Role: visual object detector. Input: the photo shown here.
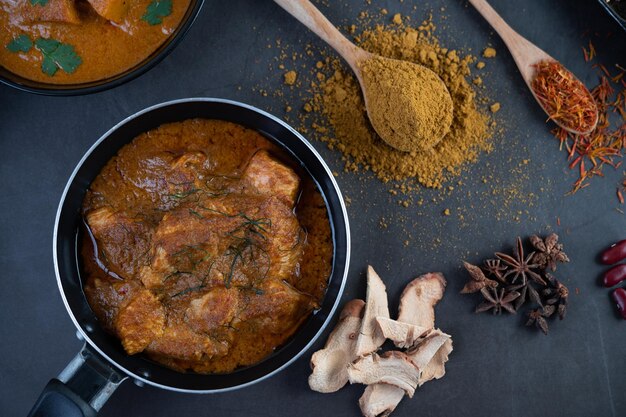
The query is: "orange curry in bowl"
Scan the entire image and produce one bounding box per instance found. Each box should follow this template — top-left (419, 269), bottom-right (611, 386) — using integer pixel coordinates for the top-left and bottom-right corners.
top-left (0, 0), bottom-right (190, 83)
top-left (80, 119), bottom-right (333, 373)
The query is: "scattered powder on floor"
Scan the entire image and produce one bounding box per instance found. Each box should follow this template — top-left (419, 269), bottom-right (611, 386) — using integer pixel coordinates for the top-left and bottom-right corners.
top-left (305, 21), bottom-right (493, 188)
top-left (256, 9), bottom-right (544, 245)
top-left (483, 47), bottom-right (496, 58)
top-left (284, 70), bottom-right (297, 85)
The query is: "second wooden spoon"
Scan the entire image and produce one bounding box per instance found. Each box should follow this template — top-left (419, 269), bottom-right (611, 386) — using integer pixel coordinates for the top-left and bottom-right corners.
top-left (468, 0), bottom-right (598, 135)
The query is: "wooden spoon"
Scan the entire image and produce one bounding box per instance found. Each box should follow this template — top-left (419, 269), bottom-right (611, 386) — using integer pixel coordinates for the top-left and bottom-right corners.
top-left (273, 0), bottom-right (453, 152)
top-left (468, 0), bottom-right (598, 135)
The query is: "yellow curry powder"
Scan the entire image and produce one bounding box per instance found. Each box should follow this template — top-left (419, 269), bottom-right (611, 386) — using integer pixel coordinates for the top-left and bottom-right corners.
top-left (359, 56), bottom-right (453, 152)
top-left (305, 22), bottom-right (493, 188)
top-left (483, 47), bottom-right (497, 58)
top-left (284, 70), bottom-right (298, 85)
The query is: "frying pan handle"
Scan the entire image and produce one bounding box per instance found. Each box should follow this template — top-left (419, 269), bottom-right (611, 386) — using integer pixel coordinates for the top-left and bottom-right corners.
top-left (27, 344), bottom-right (127, 417)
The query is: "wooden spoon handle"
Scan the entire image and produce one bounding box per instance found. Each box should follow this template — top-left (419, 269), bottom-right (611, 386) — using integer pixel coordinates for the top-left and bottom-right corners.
top-left (468, 0), bottom-right (551, 83)
top-left (273, 0), bottom-right (368, 69)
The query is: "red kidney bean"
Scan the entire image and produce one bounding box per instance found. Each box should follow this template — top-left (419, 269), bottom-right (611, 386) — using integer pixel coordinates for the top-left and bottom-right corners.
top-left (600, 239), bottom-right (626, 265)
top-left (612, 288), bottom-right (626, 320)
top-left (603, 264), bottom-right (626, 287)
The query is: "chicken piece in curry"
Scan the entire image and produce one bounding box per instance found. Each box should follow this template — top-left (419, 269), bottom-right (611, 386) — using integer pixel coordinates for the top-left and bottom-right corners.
top-left (0, 0), bottom-right (190, 84)
top-left (81, 119), bottom-right (333, 373)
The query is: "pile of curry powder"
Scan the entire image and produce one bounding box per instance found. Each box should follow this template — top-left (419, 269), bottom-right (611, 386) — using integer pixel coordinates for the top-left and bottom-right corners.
top-left (302, 20), bottom-right (493, 188)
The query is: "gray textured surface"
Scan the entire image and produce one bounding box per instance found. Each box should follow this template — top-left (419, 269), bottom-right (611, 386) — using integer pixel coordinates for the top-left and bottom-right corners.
top-left (1, 0), bottom-right (626, 416)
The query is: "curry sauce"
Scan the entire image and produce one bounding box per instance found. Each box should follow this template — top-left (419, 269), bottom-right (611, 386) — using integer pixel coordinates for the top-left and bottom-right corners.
top-left (81, 119), bottom-right (333, 373)
top-left (0, 0), bottom-right (190, 84)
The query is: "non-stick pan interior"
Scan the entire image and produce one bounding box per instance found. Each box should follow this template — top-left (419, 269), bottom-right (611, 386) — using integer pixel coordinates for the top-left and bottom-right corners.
top-left (54, 99), bottom-right (350, 392)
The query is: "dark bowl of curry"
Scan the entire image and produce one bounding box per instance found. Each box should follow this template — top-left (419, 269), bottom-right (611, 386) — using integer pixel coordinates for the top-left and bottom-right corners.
top-left (597, 0), bottom-right (626, 32)
top-left (53, 98), bottom-right (350, 392)
top-left (0, 0), bottom-right (203, 95)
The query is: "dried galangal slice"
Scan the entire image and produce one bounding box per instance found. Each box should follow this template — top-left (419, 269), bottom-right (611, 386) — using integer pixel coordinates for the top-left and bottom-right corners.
top-left (308, 267), bottom-right (453, 417)
top-left (359, 272), bottom-right (451, 417)
top-left (354, 266), bottom-right (390, 357)
top-left (308, 299), bottom-right (365, 393)
top-left (347, 351), bottom-right (421, 398)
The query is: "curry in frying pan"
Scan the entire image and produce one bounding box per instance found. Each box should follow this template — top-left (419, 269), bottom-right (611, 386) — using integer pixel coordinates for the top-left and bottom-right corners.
top-left (81, 119), bottom-right (333, 373)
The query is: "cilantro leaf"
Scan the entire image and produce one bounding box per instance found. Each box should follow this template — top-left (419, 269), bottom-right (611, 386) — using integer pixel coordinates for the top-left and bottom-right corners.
top-left (35, 38), bottom-right (60, 54)
top-left (41, 55), bottom-right (58, 76)
top-left (141, 0), bottom-right (172, 25)
top-left (6, 34), bottom-right (33, 53)
top-left (30, 0), bottom-right (49, 6)
top-left (50, 44), bottom-right (82, 73)
top-left (34, 38), bottom-right (82, 76)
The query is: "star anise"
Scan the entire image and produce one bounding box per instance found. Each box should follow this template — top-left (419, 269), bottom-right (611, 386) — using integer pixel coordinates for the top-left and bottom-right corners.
top-left (483, 259), bottom-right (507, 283)
top-left (461, 261), bottom-right (498, 294)
top-left (542, 273), bottom-right (569, 320)
top-left (461, 234), bottom-right (571, 335)
top-left (526, 305), bottom-right (556, 335)
top-left (530, 233), bottom-right (570, 272)
top-left (496, 237), bottom-right (546, 285)
top-left (476, 287), bottom-right (520, 315)
top-left (508, 281), bottom-right (542, 311)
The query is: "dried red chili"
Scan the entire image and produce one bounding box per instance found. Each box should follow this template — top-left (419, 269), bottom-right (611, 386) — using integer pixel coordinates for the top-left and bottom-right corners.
top-left (550, 67), bottom-right (626, 195)
top-left (531, 60), bottom-right (598, 134)
top-left (582, 41), bottom-right (596, 63)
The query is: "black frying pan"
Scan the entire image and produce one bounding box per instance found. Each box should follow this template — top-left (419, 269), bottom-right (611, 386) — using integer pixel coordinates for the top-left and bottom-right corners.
top-left (28, 99), bottom-right (351, 417)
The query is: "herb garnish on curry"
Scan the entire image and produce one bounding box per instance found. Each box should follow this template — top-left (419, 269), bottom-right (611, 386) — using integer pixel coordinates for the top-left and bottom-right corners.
top-left (1, 0), bottom-right (189, 83)
top-left (81, 119), bottom-right (333, 373)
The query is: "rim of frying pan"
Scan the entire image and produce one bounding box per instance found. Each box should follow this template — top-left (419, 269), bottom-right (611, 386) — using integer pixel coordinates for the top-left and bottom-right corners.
top-left (53, 98), bottom-right (351, 393)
